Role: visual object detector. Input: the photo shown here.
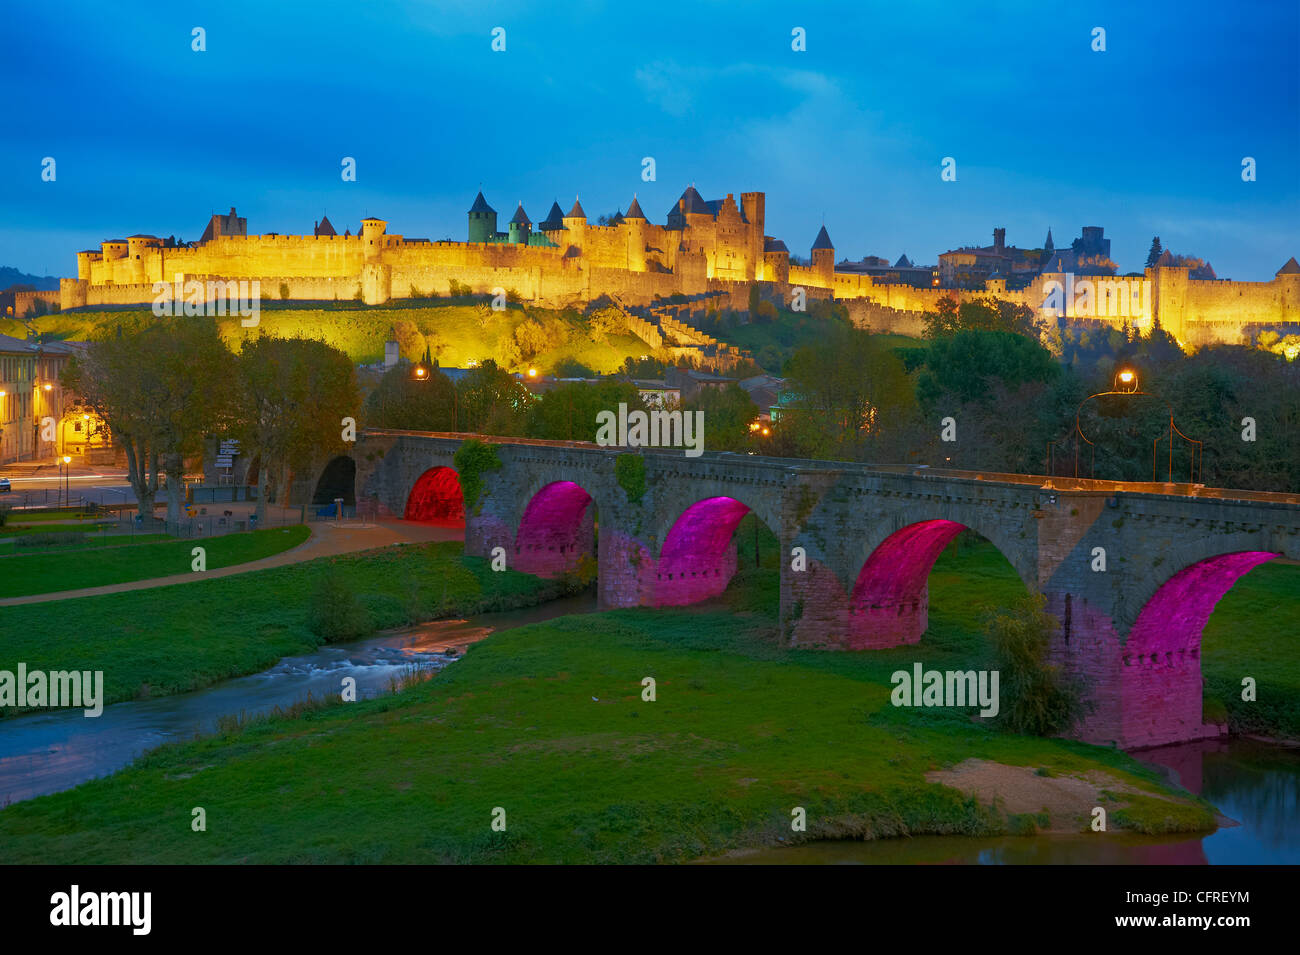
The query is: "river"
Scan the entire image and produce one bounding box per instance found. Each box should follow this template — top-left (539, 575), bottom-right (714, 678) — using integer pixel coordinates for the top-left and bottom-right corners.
top-left (0, 593), bottom-right (596, 805)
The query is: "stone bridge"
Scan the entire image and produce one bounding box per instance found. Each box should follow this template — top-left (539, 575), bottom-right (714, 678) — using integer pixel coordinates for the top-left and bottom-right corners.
top-left (325, 429), bottom-right (1300, 750)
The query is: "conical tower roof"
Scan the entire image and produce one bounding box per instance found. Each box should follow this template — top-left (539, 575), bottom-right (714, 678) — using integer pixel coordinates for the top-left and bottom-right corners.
top-left (671, 185), bottom-right (710, 216)
top-left (567, 197), bottom-right (586, 220)
top-left (315, 215), bottom-right (336, 237)
top-left (469, 191), bottom-right (495, 215)
top-left (510, 202), bottom-right (531, 225)
top-left (540, 201), bottom-right (566, 230)
top-left (625, 196), bottom-right (646, 220)
top-left (812, 225), bottom-right (834, 251)
top-left (1276, 256), bottom-right (1300, 275)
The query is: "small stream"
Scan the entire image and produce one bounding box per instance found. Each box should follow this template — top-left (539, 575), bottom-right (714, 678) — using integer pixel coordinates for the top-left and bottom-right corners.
top-left (0, 593), bottom-right (596, 805)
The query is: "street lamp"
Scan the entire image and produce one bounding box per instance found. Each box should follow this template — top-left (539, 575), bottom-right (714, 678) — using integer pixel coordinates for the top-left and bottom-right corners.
top-left (59, 454), bottom-right (71, 507)
top-left (1047, 366), bottom-right (1201, 482)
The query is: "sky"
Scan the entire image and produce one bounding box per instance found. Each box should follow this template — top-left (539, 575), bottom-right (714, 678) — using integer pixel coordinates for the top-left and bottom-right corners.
top-left (2, 0), bottom-right (1297, 281)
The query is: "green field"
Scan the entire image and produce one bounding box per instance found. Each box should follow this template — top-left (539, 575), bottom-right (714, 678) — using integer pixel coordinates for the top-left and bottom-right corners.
top-left (0, 540), bottom-right (579, 713)
top-left (0, 525), bottom-right (311, 599)
top-left (0, 531), bottom-right (1227, 863)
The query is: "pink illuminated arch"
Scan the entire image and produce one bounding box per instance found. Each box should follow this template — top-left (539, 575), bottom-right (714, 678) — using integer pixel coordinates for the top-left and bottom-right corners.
top-left (514, 481), bottom-right (594, 576)
top-left (851, 520), bottom-right (966, 614)
top-left (656, 496), bottom-right (753, 606)
top-left (1125, 551), bottom-right (1279, 662)
top-left (404, 466), bottom-right (464, 524)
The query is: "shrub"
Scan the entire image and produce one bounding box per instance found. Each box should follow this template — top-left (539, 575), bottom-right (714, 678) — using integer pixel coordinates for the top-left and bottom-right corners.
top-left (307, 568), bottom-right (372, 641)
top-left (615, 454), bottom-right (646, 503)
top-left (986, 592), bottom-right (1086, 736)
top-left (452, 440), bottom-right (503, 513)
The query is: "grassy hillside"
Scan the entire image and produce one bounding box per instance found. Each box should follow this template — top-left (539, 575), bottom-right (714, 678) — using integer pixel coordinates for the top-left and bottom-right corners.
top-left (22, 300), bottom-right (658, 374)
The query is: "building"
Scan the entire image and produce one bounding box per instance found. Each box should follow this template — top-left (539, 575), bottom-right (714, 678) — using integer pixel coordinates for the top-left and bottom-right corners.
top-left (55, 189), bottom-right (1300, 348)
top-left (0, 335), bottom-right (104, 465)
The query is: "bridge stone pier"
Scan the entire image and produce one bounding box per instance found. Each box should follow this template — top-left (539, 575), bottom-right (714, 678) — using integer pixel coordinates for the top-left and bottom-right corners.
top-left (349, 429), bottom-right (1300, 751)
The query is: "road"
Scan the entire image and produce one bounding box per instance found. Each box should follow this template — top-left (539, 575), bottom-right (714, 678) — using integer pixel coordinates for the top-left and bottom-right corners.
top-left (0, 467), bottom-right (135, 508)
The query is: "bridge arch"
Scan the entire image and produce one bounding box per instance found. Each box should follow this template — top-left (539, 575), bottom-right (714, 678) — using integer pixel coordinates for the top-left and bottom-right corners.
top-left (514, 479), bottom-right (598, 577)
top-left (1124, 550), bottom-right (1279, 662)
top-left (312, 455), bottom-right (356, 506)
top-left (655, 495), bottom-right (772, 606)
top-left (404, 466), bottom-right (464, 524)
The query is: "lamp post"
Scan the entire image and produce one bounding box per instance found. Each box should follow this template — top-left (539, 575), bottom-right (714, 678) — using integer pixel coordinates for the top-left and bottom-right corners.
top-left (1047, 367), bottom-right (1201, 483)
top-left (59, 454), bottom-right (71, 507)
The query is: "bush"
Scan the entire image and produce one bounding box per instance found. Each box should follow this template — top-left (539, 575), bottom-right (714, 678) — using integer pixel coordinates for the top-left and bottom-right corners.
top-left (986, 592), bottom-right (1086, 736)
top-left (307, 568), bottom-right (372, 641)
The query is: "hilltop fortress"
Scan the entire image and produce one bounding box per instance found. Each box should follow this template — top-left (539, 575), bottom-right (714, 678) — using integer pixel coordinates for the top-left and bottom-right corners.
top-left (58, 186), bottom-right (1300, 346)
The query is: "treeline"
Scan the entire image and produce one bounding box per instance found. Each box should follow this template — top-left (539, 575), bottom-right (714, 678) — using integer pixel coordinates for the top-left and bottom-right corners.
top-left (364, 356), bottom-right (765, 452)
top-left (67, 317), bottom-right (358, 521)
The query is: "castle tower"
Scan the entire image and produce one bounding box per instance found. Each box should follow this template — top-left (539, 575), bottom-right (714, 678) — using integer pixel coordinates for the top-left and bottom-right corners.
top-left (508, 202), bottom-right (532, 245)
top-left (360, 217), bottom-right (387, 263)
top-left (811, 225), bottom-right (835, 285)
top-left (1276, 257), bottom-right (1300, 311)
top-left (468, 191), bottom-right (497, 243)
top-left (993, 227), bottom-right (1006, 254)
top-left (763, 237), bottom-right (790, 285)
top-left (539, 200), bottom-right (566, 233)
top-left (1044, 227), bottom-right (1055, 255)
top-left (126, 235), bottom-right (162, 285)
top-left (562, 197), bottom-right (587, 252)
top-left (741, 192), bottom-right (765, 280)
top-left (76, 250), bottom-right (101, 282)
top-left (623, 195), bottom-right (648, 272)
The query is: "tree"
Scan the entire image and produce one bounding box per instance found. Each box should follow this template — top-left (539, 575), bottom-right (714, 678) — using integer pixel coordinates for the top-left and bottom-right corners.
top-left (234, 336), bottom-right (359, 523)
top-left (1145, 236), bottom-right (1163, 268)
top-left (782, 325), bottom-right (918, 460)
top-left (64, 317), bottom-right (235, 523)
top-left (684, 383), bottom-right (759, 452)
top-left (363, 361), bottom-right (456, 431)
top-left (455, 359), bottom-right (534, 435)
top-left (527, 380), bottom-right (647, 441)
top-left (922, 296), bottom-right (1041, 341)
top-left (915, 329), bottom-right (1059, 409)
top-left (986, 592), bottom-right (1084, 736)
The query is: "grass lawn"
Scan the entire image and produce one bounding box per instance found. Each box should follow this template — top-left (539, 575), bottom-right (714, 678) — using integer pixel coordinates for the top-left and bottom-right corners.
top-left (0, 525), bottom-right (312, 599)
top-left (0, 541), bottom-right (579, 713)
top-left (2, 509), bottom-right (105, 524)
top-left (0, 533), bottom-right (172, 553)
top-left (0, 530), bottom-right (1220, 863)
top-left (1, 522), bottom-right (119, 537)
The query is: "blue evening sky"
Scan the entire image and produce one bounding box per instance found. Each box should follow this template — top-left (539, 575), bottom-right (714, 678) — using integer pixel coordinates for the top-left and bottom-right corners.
top-left (2, 0), bottom-right (1297, 280)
